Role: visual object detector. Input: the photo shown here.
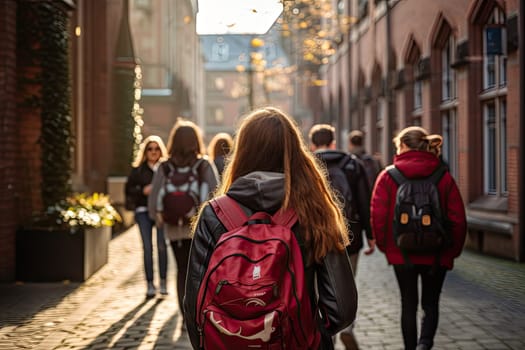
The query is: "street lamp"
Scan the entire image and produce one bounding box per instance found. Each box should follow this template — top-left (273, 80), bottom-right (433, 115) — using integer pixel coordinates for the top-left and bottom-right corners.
top-left (247, 38), bottom-right (265, 110)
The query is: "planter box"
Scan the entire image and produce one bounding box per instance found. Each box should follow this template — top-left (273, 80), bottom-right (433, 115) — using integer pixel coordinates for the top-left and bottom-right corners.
top-left (16, 226), bottom-right (111, 282)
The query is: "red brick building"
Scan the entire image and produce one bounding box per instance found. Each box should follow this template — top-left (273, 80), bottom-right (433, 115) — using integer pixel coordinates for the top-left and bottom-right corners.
top-left (0, 0), bottom-right (132, 281)
top-left (321, 0), bottom-right (523, 260)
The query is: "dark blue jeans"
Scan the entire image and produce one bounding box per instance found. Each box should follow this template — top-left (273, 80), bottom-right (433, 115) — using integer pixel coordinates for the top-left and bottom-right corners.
top-left (393, 264), bottom-right (447, 350)
top-left (135, 211), bottom-right (167, 282)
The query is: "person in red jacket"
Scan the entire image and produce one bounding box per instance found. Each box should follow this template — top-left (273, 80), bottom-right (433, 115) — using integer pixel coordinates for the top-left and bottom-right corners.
top-left (370, 126), bottom-right (466, 350)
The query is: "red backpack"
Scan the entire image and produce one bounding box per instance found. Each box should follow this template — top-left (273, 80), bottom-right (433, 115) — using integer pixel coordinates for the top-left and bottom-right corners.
top-left (195, 195), bottom-right (320, 349)
top-left (161, 159), bottom-right (202, 226)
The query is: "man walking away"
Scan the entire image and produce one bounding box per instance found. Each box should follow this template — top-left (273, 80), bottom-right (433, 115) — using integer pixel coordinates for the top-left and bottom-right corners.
top-left (309, 124), bottom-right (376, 350)
top-left (348, 130), bottom-right (383, 188)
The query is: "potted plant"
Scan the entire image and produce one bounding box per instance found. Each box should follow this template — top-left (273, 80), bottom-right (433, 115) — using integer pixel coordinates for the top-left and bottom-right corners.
top-left (16, 193), bottom-right (122, 282)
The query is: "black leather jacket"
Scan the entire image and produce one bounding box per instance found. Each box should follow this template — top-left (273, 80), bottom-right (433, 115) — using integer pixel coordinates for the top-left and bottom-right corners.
top-left (183, 171), bottom-right (357, 349)
top-left (125, 162), bottom-right (154, 209)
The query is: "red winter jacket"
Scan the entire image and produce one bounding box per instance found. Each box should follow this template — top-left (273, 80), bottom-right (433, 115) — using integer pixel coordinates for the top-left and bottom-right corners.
top-left (370, 150), bottom-right (466, 269)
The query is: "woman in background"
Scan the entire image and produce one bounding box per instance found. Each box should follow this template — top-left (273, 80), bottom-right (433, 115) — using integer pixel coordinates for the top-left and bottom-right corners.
top-left (149, 118), bottom-right (218, 325)
top-left (370, 126), bottom-right (466, 350)
top-left (207, 132), bottom-right (233, 178)
top-left (125, 135), bottom-right (169, 298)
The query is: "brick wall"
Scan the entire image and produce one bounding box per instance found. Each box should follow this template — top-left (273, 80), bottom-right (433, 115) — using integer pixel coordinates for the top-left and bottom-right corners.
top-left (0, 0), bottom-right (18, 281)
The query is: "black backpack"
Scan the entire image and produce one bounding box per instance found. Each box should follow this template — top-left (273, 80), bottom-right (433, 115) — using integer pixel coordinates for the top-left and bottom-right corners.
top-left (387, 165), bottom-right (451, 258)
top-left (326, 154), bottom-right (357, 221)
top-left (358, 154), bottom-right (381, 187)
top-left (161, 159), bottom-right (203, 226)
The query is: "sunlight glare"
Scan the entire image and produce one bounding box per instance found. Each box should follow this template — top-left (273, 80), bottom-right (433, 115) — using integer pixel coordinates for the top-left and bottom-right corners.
top-left (197, 0), bottom-right (283, 35)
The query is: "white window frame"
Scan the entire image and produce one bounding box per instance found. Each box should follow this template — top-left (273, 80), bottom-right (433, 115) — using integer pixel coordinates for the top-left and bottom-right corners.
top-left (483, 8), bottom-right (507, 90)
top-left (482, 98), bottom-right (507, 195)
top-left (481, 7), bottom-right (507, 196)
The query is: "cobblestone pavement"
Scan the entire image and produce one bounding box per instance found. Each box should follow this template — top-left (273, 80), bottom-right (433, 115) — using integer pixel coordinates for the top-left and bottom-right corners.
top-left (339, 248), bottom-right (525, 349)
top-left (1, 224), bottom-right (525, 350)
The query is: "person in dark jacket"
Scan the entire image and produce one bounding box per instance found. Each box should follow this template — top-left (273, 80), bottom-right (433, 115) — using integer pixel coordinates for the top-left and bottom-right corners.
top-left (347, 129), bottom-right (383, 187)
top-left (370, 126), bottom-right (467, 350)
top-left (184, 107), bottom-right (357, 350)
top-left (125, 135), bottom-right (169, 298)
top-left (309, 124), bottom-right (375, 350)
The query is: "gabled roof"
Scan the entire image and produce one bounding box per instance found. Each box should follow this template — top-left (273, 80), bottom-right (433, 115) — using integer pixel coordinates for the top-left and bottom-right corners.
top-left (200, 26), bottom-right (290, 71)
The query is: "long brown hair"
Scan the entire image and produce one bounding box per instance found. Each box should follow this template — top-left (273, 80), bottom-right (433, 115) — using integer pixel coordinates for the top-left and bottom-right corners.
top-left (166, 118), bottom-right (205, 166)
top-left (215, 107), bottom-right (348, 263)
top-left (207, 132), bottom-right (233, 160)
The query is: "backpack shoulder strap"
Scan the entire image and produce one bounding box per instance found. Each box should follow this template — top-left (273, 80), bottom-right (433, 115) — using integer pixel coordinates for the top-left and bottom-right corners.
top-left (428, 164), bottom-right (447, 185)
top-left (192, 158), bottom-right (204, 172)
top-left (386, 165), bottom-right (407, 185)
top-left (338, 153), bottom-right (358, 184)
top-left (337, 153), bottom-right (352, 169)
top-left (161, 160), bottom-right (173, 176)
top-left (272, 208), bottom-right (297, 229)
top-left (210, 195), bottom-right (248, 231)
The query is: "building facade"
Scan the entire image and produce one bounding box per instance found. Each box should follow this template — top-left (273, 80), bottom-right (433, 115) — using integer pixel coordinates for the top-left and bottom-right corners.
top-left (129, 0), bottom-right (203, 142)
top-left (321, 0), bottom-right (523, 260)
top-left (0, 0), bottom-right (143, 281)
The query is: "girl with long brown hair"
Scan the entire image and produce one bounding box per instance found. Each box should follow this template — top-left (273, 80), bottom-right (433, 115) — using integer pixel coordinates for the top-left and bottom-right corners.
top-left (148, 118), bottom-right (218, 322)
top-left (184, 107), bottom-right (357, 349)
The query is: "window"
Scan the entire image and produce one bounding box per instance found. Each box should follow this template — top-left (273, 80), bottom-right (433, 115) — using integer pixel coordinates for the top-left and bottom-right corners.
top-left (480, 6), bottom-right (507, 196)
top-left (500, 100), bottom-right (507, 193)
top-left (206, 107), bottom-right (225, 126)
top-left (413, 61), bottom-right (423, 111)
top-left (376, 97), bottom-right (384, 155)
top-left (441, 36), bottom-right (456, 101)
top-left (134, 0), bottom-right (151, 10)
top-left (358, 0), bottom-right (368, 20)
top-left (483, 8), bottom-right (507, 90)
top-left (214, 77), bottom-right (225, 91)
top-left (483, 99), bottom-right (507, 195)
top-left (438, 31), bottom-right (458, 177)
top-left (484, 102), bottom-right (497, 193)
top-left (442, 110), bottom-right (457, 177)
top-left (212, 42), bottom-right (229, 62)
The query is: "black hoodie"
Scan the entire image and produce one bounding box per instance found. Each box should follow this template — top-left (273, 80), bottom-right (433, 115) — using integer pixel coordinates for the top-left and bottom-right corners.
top-left (314, 149), bottom-right (373, 254)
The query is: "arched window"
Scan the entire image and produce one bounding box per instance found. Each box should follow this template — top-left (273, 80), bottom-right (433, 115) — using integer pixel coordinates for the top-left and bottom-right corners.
top-left (432, 15), bottom-right (458, 177)
top-left (479, 5), bottom-right (507, 195)
top-left (371, 63), bottom-right (383, 155)
top-left (403, 36), bottom-right (422, 126)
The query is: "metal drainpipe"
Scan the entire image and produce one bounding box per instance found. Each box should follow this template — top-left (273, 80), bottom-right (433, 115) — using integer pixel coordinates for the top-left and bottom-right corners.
top-left (518, 0), bottom-right (525, 261)
top-left (385, 0), bottom-right (393, 161)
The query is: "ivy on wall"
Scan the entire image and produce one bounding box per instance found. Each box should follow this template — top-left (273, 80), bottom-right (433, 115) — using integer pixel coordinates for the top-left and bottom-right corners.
top-left (17, 1), bottom-right (73, 209)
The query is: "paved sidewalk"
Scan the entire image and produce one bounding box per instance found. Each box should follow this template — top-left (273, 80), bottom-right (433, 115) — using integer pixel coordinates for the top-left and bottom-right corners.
top-left (0, 225), bottom-right (190, 350)
top-left (1, 224), bottom-right (525, 349)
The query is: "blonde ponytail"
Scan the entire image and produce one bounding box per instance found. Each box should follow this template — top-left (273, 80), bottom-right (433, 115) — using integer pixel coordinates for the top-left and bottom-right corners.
top-left (425, 134), bottom-right (443, 156)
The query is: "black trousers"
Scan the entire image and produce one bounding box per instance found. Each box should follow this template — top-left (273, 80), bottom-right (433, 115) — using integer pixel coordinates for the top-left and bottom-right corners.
top-left (393, 264), bottom-right (447, 350)
top-left (170, 238), bottom-right (192, 319)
